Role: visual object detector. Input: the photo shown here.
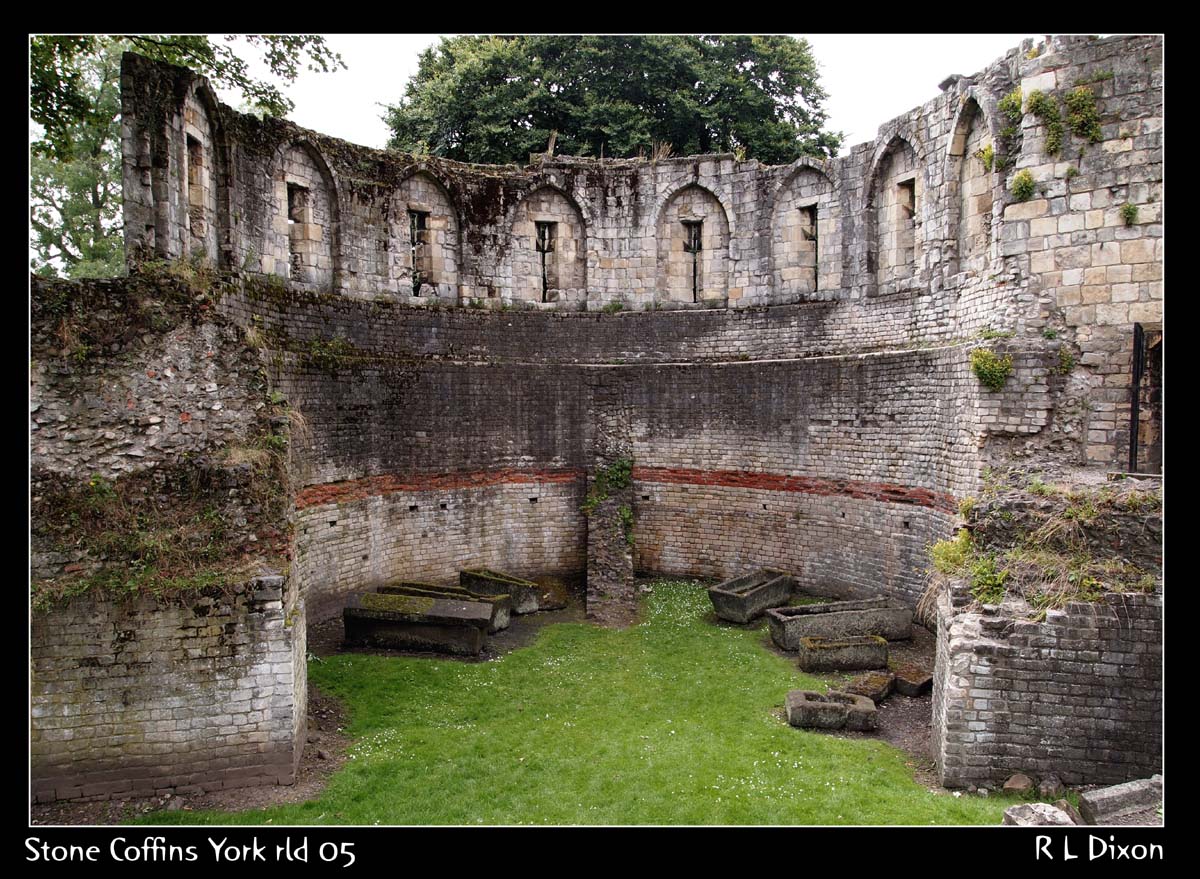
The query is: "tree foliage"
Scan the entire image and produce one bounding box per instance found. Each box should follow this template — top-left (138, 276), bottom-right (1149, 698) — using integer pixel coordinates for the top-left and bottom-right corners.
top-left (30, 41), bottom-right (124, 278)
top-left (384, 35), bottom-right (843, 166)
top-left (29, 34), bottom-right (345, 277)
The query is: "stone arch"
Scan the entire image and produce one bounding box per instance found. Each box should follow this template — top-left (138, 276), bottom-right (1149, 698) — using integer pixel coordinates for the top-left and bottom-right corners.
top-left (505, 184), bottom-right (587, 305)
top-left (392, 169), bottom-right (462, 301)
top-left (267, 140), bottom-right (340, 291)
top-left (770, 162), bottom-right (840, 297)
top-left (945, 93), bottom-right (997, 277)
top-left (656, 183), bottom-right (731, 304)
top-left (866, 134), bottom-right (922, 293)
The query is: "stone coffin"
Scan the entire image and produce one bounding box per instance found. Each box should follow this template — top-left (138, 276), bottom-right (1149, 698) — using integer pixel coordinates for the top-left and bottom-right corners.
top-left (379, 580), bottom-right (512, 632)
top-left (707, 568), bottom-right (795, 623)
top-left (767, 598), bottom-right (912, 650)
top-left (796, 635), bottom-right (888, 671)
top-left (343, 592), bottom-right (491, 656)
top-left (785, 690), bottom-right (877, 731)
top-left (460, 568), bottom-right (541, 614)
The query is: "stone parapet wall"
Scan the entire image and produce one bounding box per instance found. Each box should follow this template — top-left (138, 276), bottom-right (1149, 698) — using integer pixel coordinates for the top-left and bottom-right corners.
top-left (31, 576), bottom-right (305, 804)
top-left (932, 586), bottom-right (1162, 788)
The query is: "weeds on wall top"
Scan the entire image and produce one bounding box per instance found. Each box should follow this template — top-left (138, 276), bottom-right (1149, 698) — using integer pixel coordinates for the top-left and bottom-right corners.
top-left (970, 347), bottom-right (1013, 391)
top-left (582, 457), bottom-right (633, 515)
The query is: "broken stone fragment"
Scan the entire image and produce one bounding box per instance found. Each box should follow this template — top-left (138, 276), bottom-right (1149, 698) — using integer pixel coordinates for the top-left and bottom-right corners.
top-left (844, 671), bottom-right (895, 703)
top-left (1002, 803), bottom-right (1076, 826)
top-left (1053, 798), bottom-right (1084, 825)
top-left (1038, 774), bottom-right (1064, 798)
top-left (891, 662), bottom-right (933, 696)
top-left (1003, 772), bottom-right (1035, 795)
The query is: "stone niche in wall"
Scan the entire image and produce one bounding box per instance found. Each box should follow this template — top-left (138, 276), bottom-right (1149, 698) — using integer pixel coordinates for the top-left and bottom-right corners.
top-left (950, 98), bottom-right (994, 277)
top-left (772, 165), bottom-right (841, 299)
top-left (268, 142), bottom-right (336, 290)
top-left (869, 136), bottom-right (921, 294)
top-left (506, 186), bottom-right (587, 306)
top-left (657, 184), bottom-right (730, 306)
top-left (394, 170), bottom-right (461, 302)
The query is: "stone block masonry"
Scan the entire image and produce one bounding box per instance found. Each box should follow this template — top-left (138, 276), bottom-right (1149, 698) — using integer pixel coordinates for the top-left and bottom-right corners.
top-left (29, 34), bottom-right (1161, 806)
top-left (30, 576), bottom-right (306, 804)
top-left (932, 587), bottom-right (1162, 788)
top-left (123, 35), bottom-right (1162, 475)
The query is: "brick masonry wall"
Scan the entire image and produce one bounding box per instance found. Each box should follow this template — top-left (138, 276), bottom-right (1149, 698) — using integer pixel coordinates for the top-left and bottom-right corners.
top-left (31, 576), bottom-right (306, 803)
top-left (932, 585), bottom-right (1162, 788)
top-left (295, 477), bottom-right (586, 623)
top-left (271, 339), bottom-right (996, 618)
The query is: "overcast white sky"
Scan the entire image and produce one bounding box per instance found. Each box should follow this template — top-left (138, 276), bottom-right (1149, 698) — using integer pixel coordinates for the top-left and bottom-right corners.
top-left (213, 34), bottom-right (1040, 156)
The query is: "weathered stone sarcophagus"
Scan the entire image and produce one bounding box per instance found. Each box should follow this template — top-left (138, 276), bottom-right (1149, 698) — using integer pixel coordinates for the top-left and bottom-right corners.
top-left (785, 689), bottom-right (877, 731)
top-left (460, 568), bottom-right (541, 614)
top-left (707, 568), bottom-right (794, 623)
top-left (796, 635), bottom-right (888, 671)
top-left (379, 580), bottom-right (512, 632)
top-left (343, 592), bottom-right (492, 655)
top-left (767, 597), bottom-right (912, 650)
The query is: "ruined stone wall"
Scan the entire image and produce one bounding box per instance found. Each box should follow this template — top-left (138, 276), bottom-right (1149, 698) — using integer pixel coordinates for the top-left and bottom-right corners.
top-left (30, 275), bottom-right (302, 802)
top-left (932, 585), bottom-right (1162, 788)
top-left (122, 35), bottom-right (1162, 475)
top-left (31, 576), bottom-right (305, 804)
top-left (243, 308), bottom-right (1004, 619)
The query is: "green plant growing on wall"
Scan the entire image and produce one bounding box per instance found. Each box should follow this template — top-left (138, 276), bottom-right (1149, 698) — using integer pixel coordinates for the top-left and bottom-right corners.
top-left (1025, 89), bottom-right (1064, 155)
top-left (617, 504), bottom-right (635, 546)
top-left (973, 144), bottom-right (995, 173)
top-left (1054, 347), bottom-right (1075, 375)
top-left (601, 300), bottom-right (626, 314)
top-left (1062, 86), bottom-right (1103, 143)
top-left (1120, 202), bottom-right (1139, 225)
top-left (929, 529), bottom-right (973, 575)
top-left (970, 347), bottom-right (1013, 391)
top-left (998, 87), bottom-right (1024, 123)
top-left (582, 457), bottom-right (633, 515)
top-left (1009, 169), bottom-right (1036, 202)
top-left (1065, 166), bottom-right (1080, 180)
top-left (968, 554), bottom-right (1008, 604)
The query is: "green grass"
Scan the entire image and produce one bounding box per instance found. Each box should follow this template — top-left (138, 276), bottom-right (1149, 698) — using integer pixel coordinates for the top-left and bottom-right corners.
top-left (140, 582), bottom-right (1015, 825)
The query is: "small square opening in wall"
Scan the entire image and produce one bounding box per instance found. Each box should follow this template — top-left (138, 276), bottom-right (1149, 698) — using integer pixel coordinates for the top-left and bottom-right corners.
top-left (409, 505), bottom-right (419, 512)
top-left (440, 503), bottom-right (448, 510)
top-left (762, 503), bottom-right (768, 510)
top-left (903, 520), bottom-right (911, 529)
top-left (328, 520), bottom-right (337, 527)
top-left (642, 495), bottom-right (650, 501)
top-left (529, 497), bottom-right (538, 504)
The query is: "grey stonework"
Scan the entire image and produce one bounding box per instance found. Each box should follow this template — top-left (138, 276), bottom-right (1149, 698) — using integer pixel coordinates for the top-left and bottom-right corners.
top-left (122, 35), bottom-right (1161, 471)
top-left (767, 597), bottom-right (911, 649)
top-left (30, 576), bottom-right (305, 804)
top-left (29, 34), bottom-right (1163, 805)
top-left (932, 585), bottom-right (1162, 788)
top-left (708, 569), bottom-right (795, 624)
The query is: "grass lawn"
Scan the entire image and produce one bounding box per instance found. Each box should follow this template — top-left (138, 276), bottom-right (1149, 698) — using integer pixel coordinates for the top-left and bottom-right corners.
top-left (143, 581), bottom-right (1016, 825)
